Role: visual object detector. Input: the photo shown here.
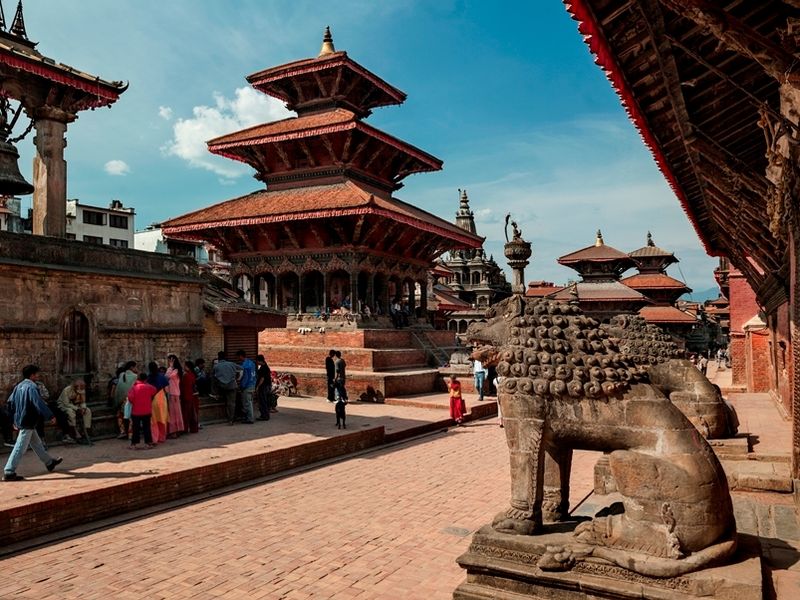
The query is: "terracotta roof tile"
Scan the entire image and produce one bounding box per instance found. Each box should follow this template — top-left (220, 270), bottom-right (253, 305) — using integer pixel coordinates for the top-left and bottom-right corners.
top-left (550, 281), bottom-right (650, 301)
top-left (208, 109), bottom-right (356, 147)
top-left (621, 273), bottom-right (691, 290)
top-left (558, 243), bottom-right (632, 264)
top-left (162, 181), bottom-right (482, 247)
top-left (638, 306), bottom-right (697, 324)
top-left (628, 244), bottom-right (675, 259)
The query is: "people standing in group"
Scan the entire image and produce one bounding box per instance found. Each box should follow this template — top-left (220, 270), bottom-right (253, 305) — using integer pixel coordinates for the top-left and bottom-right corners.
top-left (127, 372), bottom-right (156, 450)
top-left (472, 356), bottom-right (487, 402)
top-left (3, 365), bottom-right (62, 481)
top-left (113, 361), bottom-right (138, 440)
top-left (333, 350), bottom-right (348, 404)
top-left (213, 352), bottom-right (241, 425)
top-left (236, 350), bottom-right (256, 424)
top-left (56, 378), bottom-right (93, 445)
top-left (325, 349), bottom-right (336, 403)
top-left (255, 354), bottom-right (273, 421)
top-left (147, 362), bottom-right (169, 444)
top-left (165, 355), bottom-right (185, 438)
top-left (448, 374), bottom-right (465, 426)
top-left (194, 358), bottom-right (211, 397)
top-left (181, 360), bottom-right (200, 434)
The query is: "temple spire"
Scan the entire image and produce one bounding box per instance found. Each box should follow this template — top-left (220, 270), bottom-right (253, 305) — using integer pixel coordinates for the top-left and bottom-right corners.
top-left (595, 229), bottom-right (604, 246)
top-left (455, 188), bottom-right (477, 235)
top-left (647, 231), bottom-right (654, 246)
top-left (319, 26), bottom-right (336, 57)
top-left (9, 1), bottom-right (27, 39)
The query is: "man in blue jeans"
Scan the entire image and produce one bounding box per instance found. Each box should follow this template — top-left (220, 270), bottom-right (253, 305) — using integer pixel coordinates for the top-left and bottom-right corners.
top-left (473, 357), bottom-right (486, 402)
top-left (4, 365), bottom-right (62, 481)
top-left (236, 349), bottom-right (256, 424)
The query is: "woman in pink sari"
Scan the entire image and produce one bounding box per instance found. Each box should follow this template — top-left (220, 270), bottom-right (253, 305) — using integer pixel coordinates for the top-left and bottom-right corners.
top-left (147, 362), bottom-right (169, 444)
top-left (165, 355), bottom-right (185, 438)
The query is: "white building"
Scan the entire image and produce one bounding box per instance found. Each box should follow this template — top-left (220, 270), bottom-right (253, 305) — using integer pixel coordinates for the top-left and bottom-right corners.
top-left (0, 196), bottom-right (24, 232)
top-left (65, 199), bottom-right (135, 248)
top-left (135, 225), bottom-right (229, 277)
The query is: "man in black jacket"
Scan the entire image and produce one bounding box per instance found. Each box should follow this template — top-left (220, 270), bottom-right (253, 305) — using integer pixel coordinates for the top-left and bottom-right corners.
top-left (325, 349), bottom-right (336, 402)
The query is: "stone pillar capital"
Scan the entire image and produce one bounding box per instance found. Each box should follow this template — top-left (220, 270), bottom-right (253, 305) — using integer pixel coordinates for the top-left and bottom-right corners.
top-left (32, 105), bottom-right (77, 123)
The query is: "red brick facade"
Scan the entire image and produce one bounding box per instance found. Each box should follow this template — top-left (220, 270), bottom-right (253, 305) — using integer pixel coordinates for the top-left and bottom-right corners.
top-left (728, 271), bottom-right (761, 387)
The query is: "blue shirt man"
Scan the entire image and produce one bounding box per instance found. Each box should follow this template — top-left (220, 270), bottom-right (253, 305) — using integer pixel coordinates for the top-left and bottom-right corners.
top-left (4, 365), bottom-right (62, 481)
top-left (236, 350), bottom-right (257, 424)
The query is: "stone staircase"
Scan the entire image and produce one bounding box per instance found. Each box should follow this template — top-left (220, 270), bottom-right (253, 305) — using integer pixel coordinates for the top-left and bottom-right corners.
top-left (411, 330), bottom-right (451, 367)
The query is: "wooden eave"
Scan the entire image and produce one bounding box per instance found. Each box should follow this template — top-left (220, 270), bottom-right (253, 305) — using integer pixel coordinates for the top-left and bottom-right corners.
top-left (565, 0), bottom-right (793, 303)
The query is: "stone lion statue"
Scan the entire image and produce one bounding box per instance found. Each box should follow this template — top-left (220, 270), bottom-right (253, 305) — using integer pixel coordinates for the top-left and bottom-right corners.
top-left (467, 295), bottom-right (736, 577)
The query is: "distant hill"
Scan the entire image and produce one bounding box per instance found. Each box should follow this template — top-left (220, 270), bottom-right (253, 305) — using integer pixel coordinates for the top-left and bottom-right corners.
top-left (680, 287), bottom-right (721, 304)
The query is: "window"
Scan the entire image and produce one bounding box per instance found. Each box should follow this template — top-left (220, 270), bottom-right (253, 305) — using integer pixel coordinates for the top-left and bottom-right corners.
top-left (109, 214), bottom-right (128, 229)
top-left (62, 310), bottom-right (90, 374)
top-left (82, 210), bottom-right (105, 226)
top-left (83, 235), bottom-right (103, 245)
top-left (65, 233), bottom-right (76, 240)
top-left (109, 238), bottom-right (128, 249)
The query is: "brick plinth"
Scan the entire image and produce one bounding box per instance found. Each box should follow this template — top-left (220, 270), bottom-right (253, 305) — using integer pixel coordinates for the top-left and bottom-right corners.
top-left (260, 328), bottom-right (456, 350)
top-left (267, 346), bottom-right (427, 371)
top-left (288, 368), bottom-right (440, 398)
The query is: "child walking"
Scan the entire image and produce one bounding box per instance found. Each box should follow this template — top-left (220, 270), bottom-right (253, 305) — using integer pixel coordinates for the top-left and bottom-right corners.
top-left (448, 375), bottom-right (465, 426)
top-left (127, 373), bottom-right (156, 449)
top-left (335, 388), bottom-right (347, 430)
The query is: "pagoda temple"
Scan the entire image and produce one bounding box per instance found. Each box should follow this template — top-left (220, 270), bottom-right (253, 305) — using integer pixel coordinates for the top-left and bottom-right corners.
top-left (551, 230), bottom-right (651, 321)
top-left (163, 28), bottom-right (482, 321)
top-left (622, 232), bottom-right (695, 333)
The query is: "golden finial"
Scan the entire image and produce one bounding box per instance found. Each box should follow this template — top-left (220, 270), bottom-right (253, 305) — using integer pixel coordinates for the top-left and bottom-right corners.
top-left (595, 229), bottom-right (604, 246)
top-left (319, 26), bottom-right (336, 57)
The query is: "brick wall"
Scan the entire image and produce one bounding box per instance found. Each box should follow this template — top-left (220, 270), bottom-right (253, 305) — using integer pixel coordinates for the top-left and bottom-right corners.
top-left (203, 314), bottom-right (225, 362)
top-left (728, 272), bottom-right (760, 387)
top-left (746, 330), bottom-right (771, 393)
top-left (260, 328), bottom-right (457, 350)
top-left (265, 346), bottom-right (426, 371)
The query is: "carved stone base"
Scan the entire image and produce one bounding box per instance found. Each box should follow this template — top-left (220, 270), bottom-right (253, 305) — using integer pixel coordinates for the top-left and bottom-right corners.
top-left (453, 524), bottom-right (761, 600)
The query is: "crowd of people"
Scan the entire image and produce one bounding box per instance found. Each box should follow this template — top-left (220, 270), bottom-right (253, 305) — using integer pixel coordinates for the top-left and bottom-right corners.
top-left (1, 349), bottom-right (280, 479)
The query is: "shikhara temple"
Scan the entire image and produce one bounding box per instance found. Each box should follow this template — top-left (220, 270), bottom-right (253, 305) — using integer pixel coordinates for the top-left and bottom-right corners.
top-left (163, 28), bottom-right (482, 323)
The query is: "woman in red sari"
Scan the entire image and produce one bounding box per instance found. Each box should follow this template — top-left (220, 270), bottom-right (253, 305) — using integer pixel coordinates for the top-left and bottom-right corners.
top-left (181, 360), bottom-right (199, 434)
top-left (448, 375), bottom-right (465, 426)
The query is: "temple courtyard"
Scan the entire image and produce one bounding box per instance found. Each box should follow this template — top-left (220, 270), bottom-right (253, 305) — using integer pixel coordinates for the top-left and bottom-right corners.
top-left (0, 366), bottom-right (797, 599)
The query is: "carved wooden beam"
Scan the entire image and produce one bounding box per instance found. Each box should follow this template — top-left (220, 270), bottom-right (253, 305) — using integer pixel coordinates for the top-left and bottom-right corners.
top-left (309, 223), bottom-right (326, 247)
top-left (375, 222), bottom-right (399, 251)
top-left (352, 215), bottom-right (366, 244)
top-left (348, 136), bottom-right (370, 166)
top-left (692, 136), bottom-right (769, 196)
top-left (313, 72), bottom-right (327, 97)
top-left (359, 217), bottom-right (384, 246)
top-left (274, 144), bottom-right (293, 170)
top-left (659, 0), bottom-right (799, 84)
top-left (331, 65), bottom-right (344, 96)
top-left (262, 229), bottom-right (277, 251)
top-left (331, 220), bottom-right (350, 246)
top-left (403, 232), bottom-right (425, 256)
top-left (341, 131), bottom-right (353, 162)
top-left (362, 144), bottom-right (385, 171)
top-left (234, 226), bottom-right (255, 252)
top-left (298, 140), bottom-right (317, 167)
top-left (291, 79), bottom-right (306, 103)
top-left (283, 224), bottom-right (300, 249)
top-left (321, 134), bottom-right (338, 163)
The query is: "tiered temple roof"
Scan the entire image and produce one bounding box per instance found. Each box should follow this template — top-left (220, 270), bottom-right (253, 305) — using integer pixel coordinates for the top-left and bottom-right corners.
top-left (622, 232), bottom-right (691, 306)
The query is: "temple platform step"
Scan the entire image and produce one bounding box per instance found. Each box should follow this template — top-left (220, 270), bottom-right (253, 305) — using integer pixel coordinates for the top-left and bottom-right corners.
top-left (274, 366), bottom-right (443, 399)
top-left (260, 327), bottom-right (456, 350)
top-left (265, 345), bottom-right (429, 372)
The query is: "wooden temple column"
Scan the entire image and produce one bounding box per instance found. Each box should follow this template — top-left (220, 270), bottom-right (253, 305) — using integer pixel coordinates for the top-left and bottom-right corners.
top-left (367, 273), bottom-right (375, 310)
top-left (419, 281), bottom-right (428, 314)
top-left (349, 270), bottom-right (358, 311)
top-left (32, 107), bottom-right (74, 237)
top-left (253, 275), bottom-right (262, 305)
top-left (408, 280), bottom-right (417, 319)
top-left (297, 271), bottom-right (304, 313)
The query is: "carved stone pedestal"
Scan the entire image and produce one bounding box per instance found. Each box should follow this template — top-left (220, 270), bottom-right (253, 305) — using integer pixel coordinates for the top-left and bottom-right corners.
top-left (453, 524), bottom-right (761, 600)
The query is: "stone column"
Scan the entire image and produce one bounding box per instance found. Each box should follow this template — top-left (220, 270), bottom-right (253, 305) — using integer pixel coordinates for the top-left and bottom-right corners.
top-left (32, 107), bottom-right (73, 237)
top-left (297, 272), bottom-right (304, 313)
top-left (322, 271), bottom-right (328, 312)
top-left (367, 273), bottom-right (375, 309)
top-left (349, 271), bottom-right (358, 311)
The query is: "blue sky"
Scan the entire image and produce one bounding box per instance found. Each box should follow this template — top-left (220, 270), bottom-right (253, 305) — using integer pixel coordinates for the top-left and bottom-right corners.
top-left (16, 0), bottom-right (719, 296)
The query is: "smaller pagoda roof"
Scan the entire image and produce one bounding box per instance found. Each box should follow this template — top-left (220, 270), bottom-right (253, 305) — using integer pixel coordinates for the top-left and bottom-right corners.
top-left (549, 281), bottom-right (651, 302)
top-left (207, 108), bottom-right (442, 188)
top-left (432, 283), bottom-right (472, 312)
top-left (162, 180), bottom-right (482, 249)
top-left (629, 232), bottom-right (677, 259)
top-left (246, 29), bottom-right (406, 117)
top-left (621, 273), bottom-right (691, 292)
top-left (638, 305), bottom-right (696, 325)
top-left (526, 281), bottom-right (565, 298)
top-left (558, 230), bottom-right (632, 265)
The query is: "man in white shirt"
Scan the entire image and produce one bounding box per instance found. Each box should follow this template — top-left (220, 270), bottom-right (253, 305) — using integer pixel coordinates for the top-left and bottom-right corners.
top-left (473, 357), bottom-right (487, 402)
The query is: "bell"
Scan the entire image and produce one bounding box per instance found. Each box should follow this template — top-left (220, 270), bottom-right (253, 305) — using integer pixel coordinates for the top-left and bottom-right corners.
top-left (0, 139), bottom-right (33, 196)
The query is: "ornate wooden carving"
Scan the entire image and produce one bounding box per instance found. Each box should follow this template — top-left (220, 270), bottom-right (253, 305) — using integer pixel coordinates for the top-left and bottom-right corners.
top-left (331, 65), bottom-right (344, 96)
top-left (282, 224), bottom-right (301, 249)
top-left (301, 256), bottom-right (324, 273)
top-left (659, 0), bottom-right (798, 84)
top-left (309, 224), bottom-right (326, 247)
top-left (331, 220), bottom-right (350, 245)
top-left (313, 72), bottom-right (327, 97)
top-left (273, 144), bottom-right (293, 170)
top-left (352, 215), bottom-right (366, 243)
top-left (359, 217), bottom-right (384, 246)
top-left (233, 227), bottom-right (255, 252)
top-left (298, 140), bottom-right (317, 167)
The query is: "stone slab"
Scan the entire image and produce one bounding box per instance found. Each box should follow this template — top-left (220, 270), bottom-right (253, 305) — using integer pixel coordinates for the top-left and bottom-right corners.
top-left (454, 525), bottom-right (762, 600)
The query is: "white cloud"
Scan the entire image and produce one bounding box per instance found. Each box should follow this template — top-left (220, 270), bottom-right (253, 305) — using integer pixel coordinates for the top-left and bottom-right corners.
top-left (158, 106), bottom-right (173, 120)
top-left (104, 159), bottom-right (130, 176)
top-left (163, 87), bottom-right (292, 179)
